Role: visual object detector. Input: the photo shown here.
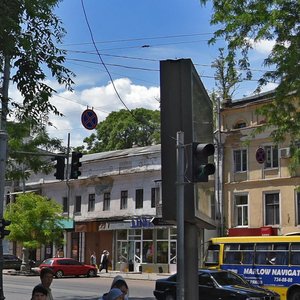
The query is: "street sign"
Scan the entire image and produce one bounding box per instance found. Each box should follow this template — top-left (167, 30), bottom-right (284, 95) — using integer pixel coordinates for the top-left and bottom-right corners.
top-left (81, 109), bottom-right (98, 130)
top-left (256, 147), bottom-right (266, 164)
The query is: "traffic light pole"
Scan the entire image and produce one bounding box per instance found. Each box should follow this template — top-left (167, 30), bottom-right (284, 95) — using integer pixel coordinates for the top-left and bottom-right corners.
top-left (176, 131), bottom-right (184, 300)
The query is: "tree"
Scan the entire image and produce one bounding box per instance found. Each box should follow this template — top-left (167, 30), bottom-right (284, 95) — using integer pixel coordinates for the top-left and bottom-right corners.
top-left (83, 108), bottom-right (160, 153)
top-left (4, 193), bottom-right (65, 269)
top-left (7, 121), bottom-right (65, 181)
top-left (201, 0), bottom-right (300, 167)
top-left (212, 48), bottom-right (241, 101)
top-left (0, 0), bottom-right (74, 125)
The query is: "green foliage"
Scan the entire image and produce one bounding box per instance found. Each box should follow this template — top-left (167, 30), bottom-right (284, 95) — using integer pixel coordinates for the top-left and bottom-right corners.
top-left (6, 121), bottom-right (65, 180)
top-left (212, 48), bottom-right (242, 100)
top-left (83, 108), bottom-right (160, 153)
top-left (0, 0), bottom-right (74, 125)
top-left (4, 193), bottom-right (65, 249)
top-left (201, 0), bottom-right (300, 165)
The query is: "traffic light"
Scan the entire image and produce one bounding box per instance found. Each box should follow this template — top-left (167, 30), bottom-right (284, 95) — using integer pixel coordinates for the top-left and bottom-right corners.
top-left (52, 155), bottom-right (65, 180)
top-left (70, 152), bottom-right (83, 179)
top-left (192, 142), bottom-right (215, 182)
top-left (0, 218), bottom-right (11, 239)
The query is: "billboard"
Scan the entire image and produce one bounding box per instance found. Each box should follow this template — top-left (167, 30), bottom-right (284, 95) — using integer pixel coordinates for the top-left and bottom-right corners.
top-left (160, 59), bottom-right (216, 228)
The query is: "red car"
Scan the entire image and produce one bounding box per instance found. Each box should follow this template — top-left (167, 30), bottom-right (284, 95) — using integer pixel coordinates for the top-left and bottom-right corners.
top-left (39, 258), bottom-right (97, 278)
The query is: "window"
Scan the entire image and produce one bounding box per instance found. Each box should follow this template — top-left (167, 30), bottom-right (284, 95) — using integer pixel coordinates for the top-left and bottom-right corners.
top-left (103, 192), bottom-right (110, 211)
top-left (88, 193), bottom-right (95, 212)
top-left (75, 196), bottom-right (81, 213)
top-left (233, 149), bottom-right (247, 172)
top-left (120, 190), bottom-right (128, 210)
top-left (135, 189), bottom-right (143, 209)
top-left (265, 193), bottom-right (279, 225)
top-left (151, 188), bottom-right (156, 208)
top-left (297, 192), bottom-right (300, 225)
top-left (234, 195), bottom-right (248, 227)
top-left (62, 197), bottom-right (68, 213)
top-left (264, 145), bottom-right (278, 169)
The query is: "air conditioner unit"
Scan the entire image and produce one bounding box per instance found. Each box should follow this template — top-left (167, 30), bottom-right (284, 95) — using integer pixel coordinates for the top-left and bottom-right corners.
top-left (279, 147), bottom-right (291, 158)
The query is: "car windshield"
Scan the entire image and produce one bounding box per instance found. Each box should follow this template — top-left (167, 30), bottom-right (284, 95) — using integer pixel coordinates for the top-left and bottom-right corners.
top-left (211, 272), bottom-right (249, 286)
top-left (42, 259), bottom-right (53, 265)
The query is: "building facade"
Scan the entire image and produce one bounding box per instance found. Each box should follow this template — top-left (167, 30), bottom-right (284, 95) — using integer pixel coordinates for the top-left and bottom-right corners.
top-left (9, 145), bottom-right (180, 273)
top-left (220, 91), bottom-right (300, 236)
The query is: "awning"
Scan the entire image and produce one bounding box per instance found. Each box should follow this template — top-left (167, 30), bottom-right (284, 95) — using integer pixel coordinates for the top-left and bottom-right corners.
top-left (58, 219), bottom-right (74, 229)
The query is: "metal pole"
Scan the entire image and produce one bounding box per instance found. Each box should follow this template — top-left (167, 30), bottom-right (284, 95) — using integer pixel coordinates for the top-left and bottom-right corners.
top-left (176, 131), bottom-right (184, 300)
top-left (0, 55), bottom-right (11, 300)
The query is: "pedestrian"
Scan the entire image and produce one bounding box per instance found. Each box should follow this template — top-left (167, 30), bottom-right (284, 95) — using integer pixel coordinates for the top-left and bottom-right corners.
top-left (36, 267), bottom-right (54, 300)
top-left (99, 250), bottom-right (109, 273)
top-left (101, 275), bottom-right (129, 300)
top-left (31, 285), bottom-right (48, 300)
top-left (106, 288), bottom-right (124, 300)
top-left (90, 251), bottom-right (97, 267)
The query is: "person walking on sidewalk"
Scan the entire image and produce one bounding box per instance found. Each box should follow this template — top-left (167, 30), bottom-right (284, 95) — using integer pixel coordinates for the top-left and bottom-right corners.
top-left (99, 250), bottom-right (109, 273)
top-left (31, 285), bottom-right (48, 300)
top-left (90, 251), bottom-right (97, 267)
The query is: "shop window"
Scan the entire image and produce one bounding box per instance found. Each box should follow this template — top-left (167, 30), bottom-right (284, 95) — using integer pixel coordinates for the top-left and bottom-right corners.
top-left (157, 241), bottom-right (168, 263)
top-left (233, 149), bottom-right (247, 172)
top-left (143, 229), bottom-right (153, 240)
top-left (75, 196), bottom-right (81, 213)
top-left (143, 241), bottom-right (154, 263)
top-left (103, 192), bottom-right (110, 211)
top-left (265, 192), bottom-right (280, 225)
top-left (157, 229), bottom-right (168, 239)
top-left (120, 190), bottom-right (128, 210)
top-left (117, 230), bottom-right (128, 240)
top-left (88, 193), bottom-right (95, 212)
top-left (264, 145), bottom-right (278, 169)
top-left (135, 189), bottom-right (143, 209)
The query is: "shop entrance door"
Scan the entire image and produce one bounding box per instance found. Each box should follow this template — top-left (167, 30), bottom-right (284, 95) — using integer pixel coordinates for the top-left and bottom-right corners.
top-left (128, 241), bottom-right (141, 272)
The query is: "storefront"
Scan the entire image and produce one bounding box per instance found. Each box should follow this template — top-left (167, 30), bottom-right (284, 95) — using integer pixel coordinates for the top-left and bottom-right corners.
top-left (115, 218), bottom-right (177, 273)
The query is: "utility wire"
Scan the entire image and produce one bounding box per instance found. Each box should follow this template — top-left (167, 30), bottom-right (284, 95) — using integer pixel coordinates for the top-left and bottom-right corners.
top-left (80, 0), bottom-right (131, 112)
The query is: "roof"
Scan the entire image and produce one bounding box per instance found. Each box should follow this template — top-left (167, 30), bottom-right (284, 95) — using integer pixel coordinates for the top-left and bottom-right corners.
top-left (81, 144), bottom-right (161, 162)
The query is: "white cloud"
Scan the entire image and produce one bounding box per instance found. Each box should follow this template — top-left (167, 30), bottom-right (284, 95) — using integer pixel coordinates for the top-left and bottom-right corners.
top-left (247, 38), bottom-right (275, 55)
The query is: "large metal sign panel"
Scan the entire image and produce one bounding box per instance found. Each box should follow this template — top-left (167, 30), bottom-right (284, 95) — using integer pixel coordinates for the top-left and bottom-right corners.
top-left (160, 59), bottom-right (215, 228)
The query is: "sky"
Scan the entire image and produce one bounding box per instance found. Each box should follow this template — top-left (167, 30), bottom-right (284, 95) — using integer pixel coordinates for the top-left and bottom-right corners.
top-left (10, 0), bottom-right (277, 148)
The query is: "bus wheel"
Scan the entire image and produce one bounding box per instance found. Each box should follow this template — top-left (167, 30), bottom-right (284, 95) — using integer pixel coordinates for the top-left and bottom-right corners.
top-left (290, 290), bottom-right (300, 300)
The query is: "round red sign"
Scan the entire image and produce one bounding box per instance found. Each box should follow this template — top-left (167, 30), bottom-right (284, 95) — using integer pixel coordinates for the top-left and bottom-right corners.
top-left (81, 109), bottom-right (98, 130)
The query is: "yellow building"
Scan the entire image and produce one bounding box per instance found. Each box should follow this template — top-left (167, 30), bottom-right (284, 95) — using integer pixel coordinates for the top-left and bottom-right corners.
top-left (220, 91), bottom-right (300, 236)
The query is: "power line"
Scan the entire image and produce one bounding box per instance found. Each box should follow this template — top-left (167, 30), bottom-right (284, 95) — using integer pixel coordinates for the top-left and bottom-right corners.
top-left (80, 0), bottom-right (131, 112)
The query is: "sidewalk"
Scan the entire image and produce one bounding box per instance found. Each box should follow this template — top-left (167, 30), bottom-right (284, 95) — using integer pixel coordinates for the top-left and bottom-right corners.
top-left (3, 268), bottom-right (170, 281)
top-left (97, 270), bottom-right (170, 281)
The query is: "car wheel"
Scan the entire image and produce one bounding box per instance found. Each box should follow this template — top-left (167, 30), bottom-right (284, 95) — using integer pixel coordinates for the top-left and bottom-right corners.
top-left (165, 294), bottom-right (175, 300)
top-left (55, 270), bottom-right (64, 278)
top-left (87, 269), bottom-right (96, 277)
top-left (290, 290), bottom-right (300, 300)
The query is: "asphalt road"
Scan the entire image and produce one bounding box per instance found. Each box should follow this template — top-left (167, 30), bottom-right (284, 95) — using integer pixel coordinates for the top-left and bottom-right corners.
top-left (3, 274), bottom-right (156, 300)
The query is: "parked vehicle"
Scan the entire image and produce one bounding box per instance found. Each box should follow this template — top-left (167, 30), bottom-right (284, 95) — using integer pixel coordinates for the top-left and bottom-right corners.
top-left (3, 254), bottom-right (22, 270)
top-left (153, 269), bottom-right (280, 300)
top-left (39, 257), bottom-right (97, 278)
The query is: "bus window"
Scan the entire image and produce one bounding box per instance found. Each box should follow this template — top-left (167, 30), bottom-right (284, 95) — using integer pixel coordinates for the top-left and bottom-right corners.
top-left (205, 244), bottom-right (220, 266)
top-left (224, 244), bottom-right (241, 264)
top-left (240, 244), bottom-right (254, 264)
top-left (255, 243), bottom-right (272, 264)
top-left (290, 243), bottom-right (300, 265)
top-left (273, 243), bottom-right (288, 265)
